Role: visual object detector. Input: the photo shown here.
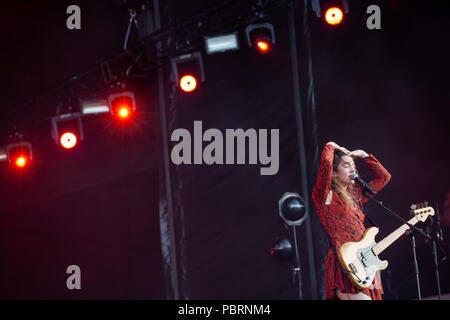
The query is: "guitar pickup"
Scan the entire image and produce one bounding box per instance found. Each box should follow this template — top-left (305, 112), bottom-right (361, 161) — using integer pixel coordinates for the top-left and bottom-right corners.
top-left (359, 252), bottom-right (367, 267)
top-left (349, 263), bottom-right (358, 274)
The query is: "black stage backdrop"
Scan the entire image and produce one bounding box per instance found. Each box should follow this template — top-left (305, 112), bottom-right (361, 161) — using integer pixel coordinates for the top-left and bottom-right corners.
top-left (0, 0), bottom-right (449, 300)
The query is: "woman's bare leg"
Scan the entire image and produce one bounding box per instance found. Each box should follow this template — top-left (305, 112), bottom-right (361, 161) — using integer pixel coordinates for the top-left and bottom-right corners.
top-left (336, 289), bottom-right (372, 300)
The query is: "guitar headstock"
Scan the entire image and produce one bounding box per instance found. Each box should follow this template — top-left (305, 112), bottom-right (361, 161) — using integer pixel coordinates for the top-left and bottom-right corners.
top-left (410, 201), bottom-right (435, 222)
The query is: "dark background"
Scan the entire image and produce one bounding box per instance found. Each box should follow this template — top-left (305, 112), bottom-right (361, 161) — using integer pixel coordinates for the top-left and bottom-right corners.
top-left (0, 0), bottom-right (449, 300)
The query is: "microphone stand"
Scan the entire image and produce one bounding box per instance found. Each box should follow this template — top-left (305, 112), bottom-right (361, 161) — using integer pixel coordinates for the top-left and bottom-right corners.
top-left (431, 238), bottom-right (441, 300)
top-left (359, 189), bottom-right (432, 300)
top-left (408, 212), bottom-right (421, 300)
top-left (291, 225), bottom-right (303, 300)
top-left (429, 203), bottom-right (445, 300)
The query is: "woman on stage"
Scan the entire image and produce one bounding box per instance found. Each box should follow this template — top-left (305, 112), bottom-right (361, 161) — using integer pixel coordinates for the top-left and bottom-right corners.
top-left (312, 141), bottom-right (391, 300)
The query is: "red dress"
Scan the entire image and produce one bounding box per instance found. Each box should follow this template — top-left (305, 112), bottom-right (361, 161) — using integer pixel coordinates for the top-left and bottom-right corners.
top-left (312, 144), bottom-right (391, 300)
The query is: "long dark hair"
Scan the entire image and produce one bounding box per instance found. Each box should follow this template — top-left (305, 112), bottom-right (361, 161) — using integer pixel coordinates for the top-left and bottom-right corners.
top-left (331, 150), bottom-right (360, 207)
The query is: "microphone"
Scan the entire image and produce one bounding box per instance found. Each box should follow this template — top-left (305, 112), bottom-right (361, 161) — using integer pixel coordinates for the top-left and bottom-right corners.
top-left (349, 173), bottom-right (376, 196)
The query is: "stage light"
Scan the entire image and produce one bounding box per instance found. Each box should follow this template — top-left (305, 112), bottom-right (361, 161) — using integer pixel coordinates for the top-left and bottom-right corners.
top-left (325, 7), bottom-right (343, 25)
top-left (119, 107), bottom-right (129, 118)
top-left (245, 22), bottom-right (275, 54)
top-left (256, 39), bottom-right (270, 52)
top-left (171, 51), bottom-right (205, 93)
top-left (79, 96), bottom-right (110, 115)
top-left (311, 0), bottom-right (349, 24)
top-left (60, 132), bottom-right (77, 149)
top-left (179, 75), bottom-right (197, 93)
top-left (5, 141), bottom-right (33, 169)
top-left (0, 148), bottom-right (7, 162)
top-left (15, 157), bottom-right (26, 168)
top-left (108, 91), bottom-right (136, 118)
top-left (270, 236), bottom-right (293, 260)
top-left (204, 33), bottom-right (239, 54)
top-left (51, 112), bottom-right (84, 149)
top-left (278, 192), bottom-right (308, 226)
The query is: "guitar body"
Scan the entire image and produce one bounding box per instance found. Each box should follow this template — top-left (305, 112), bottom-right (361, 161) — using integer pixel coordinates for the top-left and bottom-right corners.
top-left (337, 227), bottom-right (388, 290)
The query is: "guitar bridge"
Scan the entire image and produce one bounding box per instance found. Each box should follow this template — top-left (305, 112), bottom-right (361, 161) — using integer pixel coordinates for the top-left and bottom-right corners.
top-left (349, 263), bottom-right (358, 274)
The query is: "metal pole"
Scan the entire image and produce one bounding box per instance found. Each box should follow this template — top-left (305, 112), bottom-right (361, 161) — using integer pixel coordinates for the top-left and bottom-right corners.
top-left (154, 0), bottom-right (180, 300)
top-left (410, 233), bottom-right (421, 300)
top-left (288, 0), bottom-right (318, 299)
top-left (432, 240), bottom-right (442, 300)
top-left (292, 226), bottom-right (303, 299)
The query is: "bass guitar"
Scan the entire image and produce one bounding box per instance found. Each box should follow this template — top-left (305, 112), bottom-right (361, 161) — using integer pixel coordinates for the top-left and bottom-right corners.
top-left (337, 203), bottom-right (434, 290)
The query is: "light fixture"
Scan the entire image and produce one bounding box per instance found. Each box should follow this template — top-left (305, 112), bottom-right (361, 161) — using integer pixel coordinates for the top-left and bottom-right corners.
top-left (204, 33), bottom-right (239, 55)
top-left (107, 91), bottom-right (136, 118)
top-left (245, 22), bottom-right (275, 54)
top-left (325, 7), bottom-right (344, 25)
top-left (311, 0), bottom-right (349, 25)
top-left (0, 148), bottom-right (7, 162)
top-left (277, 192), bottom-right (308, 300)
top-left (171, 51), bottom-right (205, 93)
top-left (51, 112), bottom-right (84, 149)
top-left (279, 192), bottom-right (308, 226)
top-left (79, 96), bottom-right (110, 115)
top-left (6, 141), bottom-right (33, 169)
top-left (270, 236), bottom-right (293, 260)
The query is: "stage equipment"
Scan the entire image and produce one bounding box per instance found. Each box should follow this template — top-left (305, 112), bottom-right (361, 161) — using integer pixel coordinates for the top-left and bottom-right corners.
top-left (245, 22), bottom-right (275, 54)
top-left (108, 91), bottom-right (136, 119)
top-left (51, 112), bottom-right (84, 149)
top-left (171, 51), bottom-right (205, 93)
top-left (278, 192), bottom-right (308, 299)
top-left (6, 141), bottom-right (33, 168)
top-left (270, 236), bottom-right (293, 260)
top-left (311, 0), bottom-right (349, 25)
top-left (204, 33), bottom-right (239, 55)
top-left (79, 96), bottom-right (110, 115)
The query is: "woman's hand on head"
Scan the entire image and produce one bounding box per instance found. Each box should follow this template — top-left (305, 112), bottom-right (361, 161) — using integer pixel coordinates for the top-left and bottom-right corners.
top-left (326, 142), bottom-right (351, 155)
top-left (349, 149), bottom-right (369, 158)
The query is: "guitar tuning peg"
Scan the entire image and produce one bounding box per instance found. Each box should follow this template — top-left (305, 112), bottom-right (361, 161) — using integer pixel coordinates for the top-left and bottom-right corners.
top-left (410, 204), bottom-right (417, 210)
top-left (424, 201), bottom-right (428, 206)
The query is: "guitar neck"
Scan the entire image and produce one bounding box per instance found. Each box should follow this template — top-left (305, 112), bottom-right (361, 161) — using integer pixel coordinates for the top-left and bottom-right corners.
top-left (372, 216), bottom-right (419, 256)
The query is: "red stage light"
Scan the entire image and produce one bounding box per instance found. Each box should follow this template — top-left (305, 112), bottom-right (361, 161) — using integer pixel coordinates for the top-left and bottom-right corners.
top-left (109, 93), bottom-right (135, 118)
top-left (325, 7), bottom-right (344, 25)
top-left (15, 156), bottom-right (27, 168)
top-left (118, 107), bottom-right (129, 118)
top-left (256, 40), bottom-right (270, 52)
top-left (60, 132), bottom-right (77, 149)
top-left (11, 152), bottom-right (30, 169)
top-left (179, 75), bottom-right (197, 92)
top-left (6, 141), bottom-right (33, 169)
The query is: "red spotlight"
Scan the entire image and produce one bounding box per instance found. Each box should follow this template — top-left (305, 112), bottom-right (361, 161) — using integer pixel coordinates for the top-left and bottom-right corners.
top-left (171, 51), bottom-right (205, 93)
top-left (256, 39), bottom-right (270, 53)
top-left (108, 91), bottom-right (136, 119)
top-left (118, 107), bottom-right (129, 118)
top-left (245, 23), bottom-right (275, 54)
top-left (51, 112), bottom-right (84, 149)
top-left (15, 156), bottom-right (27, 168)
top-left (7, 144), bottom-right (32, 169)
top-left (179, 75), bottom-right (197, 93)
top-left (325, 7), bottom-right (344, 25)
top-left (60, 132), bottom-right (78, 149)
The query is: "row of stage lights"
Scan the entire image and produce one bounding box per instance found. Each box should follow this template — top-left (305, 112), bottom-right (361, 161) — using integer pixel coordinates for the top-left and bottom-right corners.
top-left (0, 88), bottom-right (138, 170)
top-left (175, 0), bottom-right (348, 93)
top-left (0, 0), bottom-right (348, 170)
